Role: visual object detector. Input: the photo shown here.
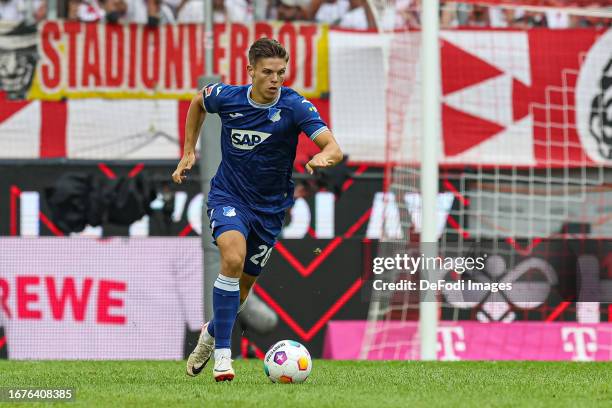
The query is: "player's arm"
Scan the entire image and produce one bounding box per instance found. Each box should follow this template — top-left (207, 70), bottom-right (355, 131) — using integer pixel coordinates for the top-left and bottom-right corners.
top-left (305, 130), bottom-right (343, 175)
top-left (172, 92), bottom-right (207, 184)
top-left (295, 96), bottom-right (343, 174)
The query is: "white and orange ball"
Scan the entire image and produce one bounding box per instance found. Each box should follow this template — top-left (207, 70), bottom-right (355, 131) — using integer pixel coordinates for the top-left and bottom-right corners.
top-left (263, 340), bottom-right (312, 384)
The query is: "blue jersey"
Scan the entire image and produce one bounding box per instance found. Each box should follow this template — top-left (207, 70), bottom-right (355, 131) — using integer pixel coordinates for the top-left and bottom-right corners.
top-left (202, 83), bottom-right (328, 214)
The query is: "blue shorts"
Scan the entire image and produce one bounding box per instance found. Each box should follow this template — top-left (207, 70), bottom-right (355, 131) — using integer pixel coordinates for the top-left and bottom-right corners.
top-left (207, 202), bottom-right (284, 277)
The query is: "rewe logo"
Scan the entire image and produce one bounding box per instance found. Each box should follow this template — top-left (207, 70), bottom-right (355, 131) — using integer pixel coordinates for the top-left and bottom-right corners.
top-left (437, 327), bottom-right (466, 361)
top-left (0, 276), bottom-right (126, 325)
top-left (231, 129), bottom-right (272, 150)
top-left (561, 327), bottom-right (598, 361)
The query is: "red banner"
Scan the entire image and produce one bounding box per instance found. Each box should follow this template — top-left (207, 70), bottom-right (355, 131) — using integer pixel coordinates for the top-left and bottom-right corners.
top-left (1, 23), bottom-right (611, 167)
top-left (32, 21), bottom-right (327, 100)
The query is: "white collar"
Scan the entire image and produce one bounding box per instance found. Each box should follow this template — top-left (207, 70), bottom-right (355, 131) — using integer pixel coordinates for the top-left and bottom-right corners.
top-left (247, 85), bottom-right (281, 109)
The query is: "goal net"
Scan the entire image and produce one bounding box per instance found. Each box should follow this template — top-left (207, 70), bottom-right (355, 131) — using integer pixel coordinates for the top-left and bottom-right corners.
top-left (359, 0), bottom-right (612, 360)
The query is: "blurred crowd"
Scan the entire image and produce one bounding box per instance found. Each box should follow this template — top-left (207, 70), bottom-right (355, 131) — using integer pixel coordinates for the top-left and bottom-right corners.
top-left (0, 0), bottom-right (610, 29)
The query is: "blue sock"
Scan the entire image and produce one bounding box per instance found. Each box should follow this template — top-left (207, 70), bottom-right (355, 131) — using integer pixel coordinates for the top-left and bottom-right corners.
top-left (207, 296), bottom-right (248, 338)
top-left (212, 275), bottom-right (240, 349)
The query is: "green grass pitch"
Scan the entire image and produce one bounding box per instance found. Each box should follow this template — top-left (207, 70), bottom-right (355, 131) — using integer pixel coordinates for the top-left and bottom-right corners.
top-left (0, 360), bottom-right (610, 407)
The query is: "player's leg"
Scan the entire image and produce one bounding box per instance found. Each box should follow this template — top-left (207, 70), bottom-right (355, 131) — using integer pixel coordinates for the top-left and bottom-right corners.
top-left (186, 274), bottom-right (251, 378)
top-left (187, 206), bottom-right (278, 379)
top-left (235, 229), bottom-right (273, 311)
top-left (186, 246), bottom-right (258, 378)
top-left (186, 205), bottom-right (248, 379)
top-left (210, 230), bottom-right (246, 381)
top-left (196, 274), bottom-right (253, 342)
top-left (203, 230), bottom-right (273, 352)
top-left (210, 215), bottom-right (275, 328)
top-left (239, 273), bottom-right (257, 310)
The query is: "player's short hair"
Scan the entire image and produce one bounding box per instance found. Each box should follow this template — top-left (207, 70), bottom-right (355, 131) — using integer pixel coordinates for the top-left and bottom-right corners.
top-left (248, 38), bottom-right (289, 66)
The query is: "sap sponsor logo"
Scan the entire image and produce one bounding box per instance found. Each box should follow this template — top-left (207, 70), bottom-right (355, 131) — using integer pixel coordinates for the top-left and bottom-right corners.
top-left (231, 129), bottom-right (272, 150)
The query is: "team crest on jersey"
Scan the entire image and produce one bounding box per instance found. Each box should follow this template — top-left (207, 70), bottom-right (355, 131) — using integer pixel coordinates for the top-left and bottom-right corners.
top-left (222, 206), bottom-right (236, 217)
top-left (231, 129), bottom-right (272, 150)
top-left (268, 108), bottom-right (282, 123)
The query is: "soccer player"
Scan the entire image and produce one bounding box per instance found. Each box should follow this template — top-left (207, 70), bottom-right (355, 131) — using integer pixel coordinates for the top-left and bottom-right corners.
top-left (172, 38), bottom-right (343, 382)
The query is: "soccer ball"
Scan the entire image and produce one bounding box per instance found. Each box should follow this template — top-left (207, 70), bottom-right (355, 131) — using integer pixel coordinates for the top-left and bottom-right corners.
top-left (263, 340), bottom-right (312, 383)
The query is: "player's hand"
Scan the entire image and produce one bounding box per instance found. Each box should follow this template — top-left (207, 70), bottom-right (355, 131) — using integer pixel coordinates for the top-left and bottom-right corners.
top-left (172, 151), bottom-right (196, 184)
top-left (306, 153), bottom-right (334, 174)
top-left (305, 154), bottom-right (334, 175)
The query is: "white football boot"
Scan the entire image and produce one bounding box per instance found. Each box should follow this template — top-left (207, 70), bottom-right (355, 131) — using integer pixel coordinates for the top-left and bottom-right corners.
top-left (213, 354), bottom-right (235, 382)
top-left (186, 322), bottom-right (214, 377)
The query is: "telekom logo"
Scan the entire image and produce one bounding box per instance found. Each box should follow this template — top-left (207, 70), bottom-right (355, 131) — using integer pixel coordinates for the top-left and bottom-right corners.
top-left (437, 327), bottom-right (466, 361)
top-left (561, 327), bottom-right (598, 361)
